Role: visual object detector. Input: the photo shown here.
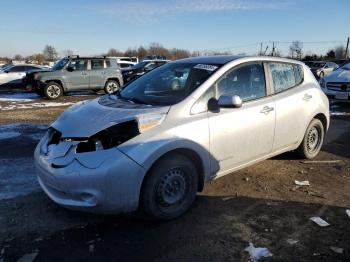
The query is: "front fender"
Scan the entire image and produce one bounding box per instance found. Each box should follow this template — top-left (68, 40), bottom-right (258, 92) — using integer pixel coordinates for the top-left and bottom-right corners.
top-left (118, 137), bottom-right (212, 182)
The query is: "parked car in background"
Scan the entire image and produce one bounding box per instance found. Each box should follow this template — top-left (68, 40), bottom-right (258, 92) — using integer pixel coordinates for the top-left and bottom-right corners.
top-left (35, 56), bottom-right (329, 220)
top-left (308, 61), bottom-right (339, 78)
top-left (0, 64), bottom-right (45, 87)
top-left (25, 56), bottom-right (124, 99)
top-left (117, 60), bottom-right (136, 69)
top-left (122, 59), bottom-right (170, 83)
top-left (319, 62), bottom-right (350, 101)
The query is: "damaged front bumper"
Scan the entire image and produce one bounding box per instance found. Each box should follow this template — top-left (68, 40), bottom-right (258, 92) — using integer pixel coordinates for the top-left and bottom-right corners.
top-left (34, 131), bottom-right (146, 214)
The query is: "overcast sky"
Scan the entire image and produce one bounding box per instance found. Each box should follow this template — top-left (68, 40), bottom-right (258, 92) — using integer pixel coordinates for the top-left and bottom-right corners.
top-left (0, 0), bottom-right (349, 57)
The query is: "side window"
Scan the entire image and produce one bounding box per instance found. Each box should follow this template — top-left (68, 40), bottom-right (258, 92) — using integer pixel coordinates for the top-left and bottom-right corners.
top-left (91, 59), bottom-right (104, 70)
top-left (69, 59), bottom-right (87, 71)
top-left (8, 66), bottom-right (25, 72)
top-left (269, 63), bottom-right (297, 93)
top-left (144, 62), bottom-right (157, 71)
top-left (217, 63), bottom-right (266, 102)
top-left (191, 86), bottom-right (215, 114)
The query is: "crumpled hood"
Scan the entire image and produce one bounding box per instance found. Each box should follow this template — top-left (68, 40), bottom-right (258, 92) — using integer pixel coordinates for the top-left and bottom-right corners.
top-left (325, 69), bottom-right (350, 82)
top-left (51, 95), bottom-right (170, 138)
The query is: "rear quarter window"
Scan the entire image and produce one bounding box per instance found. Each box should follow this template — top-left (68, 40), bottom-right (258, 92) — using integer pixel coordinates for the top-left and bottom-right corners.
top-left (269, 62), bottom-right (303, 93)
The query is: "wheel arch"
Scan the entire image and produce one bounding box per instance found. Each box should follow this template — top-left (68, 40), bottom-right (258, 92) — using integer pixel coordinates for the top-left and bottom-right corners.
top-left (139, 147), bottom-right (207, 202)
top-left (105, 78), bottom-right (121, 87)
top-left (44, 79), bottom-right (66, 91)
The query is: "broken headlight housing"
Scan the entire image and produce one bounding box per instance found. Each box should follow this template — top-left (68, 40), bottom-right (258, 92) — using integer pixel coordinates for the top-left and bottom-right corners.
top-left (76, 120), bottom-right (140, 153)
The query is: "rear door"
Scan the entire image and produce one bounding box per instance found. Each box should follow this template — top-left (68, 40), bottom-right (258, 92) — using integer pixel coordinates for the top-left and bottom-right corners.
top-left (89, 59), bottom-right (105, 89)
top-left (64, 59), bottom-right (89, 90)
top-left (207, 62), bottom-right (275, 174)
top-left (268, 62), bottom-right (308, 151)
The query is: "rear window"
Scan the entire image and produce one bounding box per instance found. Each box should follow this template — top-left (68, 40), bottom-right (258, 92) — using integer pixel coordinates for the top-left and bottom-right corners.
top-left (91, 59), bottom-right (104, 70)
top-left (269, 63), bottom-right (303, 93)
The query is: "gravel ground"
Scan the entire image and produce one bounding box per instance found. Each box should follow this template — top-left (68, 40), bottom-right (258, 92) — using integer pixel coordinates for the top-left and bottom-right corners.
top-left (0, 91), bottom-right (350, 261)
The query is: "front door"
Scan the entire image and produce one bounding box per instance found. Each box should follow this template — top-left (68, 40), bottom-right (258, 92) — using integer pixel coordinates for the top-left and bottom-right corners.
top-left (208, 62), bottom-right (275, 175)
top-left (64, 59), bottom-right (89, 89)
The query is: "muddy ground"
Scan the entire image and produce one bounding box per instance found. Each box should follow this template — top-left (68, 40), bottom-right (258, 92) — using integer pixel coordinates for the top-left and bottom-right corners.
top-left (0, 91), bottom-right (350, 261)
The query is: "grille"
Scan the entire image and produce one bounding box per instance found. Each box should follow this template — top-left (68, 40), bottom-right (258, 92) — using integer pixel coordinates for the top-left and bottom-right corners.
top-left (326, 82), bottom-right (350, 92)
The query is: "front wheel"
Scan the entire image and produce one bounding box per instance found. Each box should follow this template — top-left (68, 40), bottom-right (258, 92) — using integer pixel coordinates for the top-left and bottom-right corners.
top-left (44, 82), bottom-right (63, 100)
top-left (104, 80), bottom-right (119, 94)
top-left (297, 118), bottom-right (325, 159)
top-left (141, 154), bottom-right (198, 220)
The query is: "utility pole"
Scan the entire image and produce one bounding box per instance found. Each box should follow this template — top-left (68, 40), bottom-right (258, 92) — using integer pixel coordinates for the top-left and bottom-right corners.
top-left (271, 42), bottom-right (276, 56)
top-left (259, 42), bottom-right (262, 56)
top-left (345, 37), bottom-right (349, 59)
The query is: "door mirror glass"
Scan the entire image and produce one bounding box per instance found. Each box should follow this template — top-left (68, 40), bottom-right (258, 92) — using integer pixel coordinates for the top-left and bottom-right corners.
top-left (217, 95), bottom-right (242, 108)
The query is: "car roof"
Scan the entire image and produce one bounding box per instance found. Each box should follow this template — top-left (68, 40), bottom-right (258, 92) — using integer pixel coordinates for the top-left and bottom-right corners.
top-left (174, 55), bottom-right (246, 65)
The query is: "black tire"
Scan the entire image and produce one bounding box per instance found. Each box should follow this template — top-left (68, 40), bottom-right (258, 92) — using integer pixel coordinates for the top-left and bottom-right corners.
top-left (141, 153), bottom-right (198, 220)
top-left (104, 80), bottom-right (119, 94)
top-left (44, 81), bottom-right (63, 100)
top-left (297, 118), bottom-right (324, 159)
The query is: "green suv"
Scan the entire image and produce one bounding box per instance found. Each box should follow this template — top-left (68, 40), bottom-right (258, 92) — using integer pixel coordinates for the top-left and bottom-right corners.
top-left (25, 56), bottom-right (124, 99)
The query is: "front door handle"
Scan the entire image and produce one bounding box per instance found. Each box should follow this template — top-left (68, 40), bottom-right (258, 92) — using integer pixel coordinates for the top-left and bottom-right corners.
top-left (303, 93), bottom-right (312, 101)
top-left (260, 106), bottom-right (274, 115)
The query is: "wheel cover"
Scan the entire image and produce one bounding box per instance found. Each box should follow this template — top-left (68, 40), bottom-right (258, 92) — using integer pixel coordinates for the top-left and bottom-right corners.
top-left (106, 82), bottom-right (118, 93)
top-left (157, 168), bottom-right (187, 207)
top-left (306, 126), bottom-right (321, 153)
top-left (47, 85), bottom-right (61, 98)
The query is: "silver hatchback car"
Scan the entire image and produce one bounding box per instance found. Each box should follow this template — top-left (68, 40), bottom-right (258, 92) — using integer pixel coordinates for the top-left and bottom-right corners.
top-left (35, 56), bottom-right (329, 219)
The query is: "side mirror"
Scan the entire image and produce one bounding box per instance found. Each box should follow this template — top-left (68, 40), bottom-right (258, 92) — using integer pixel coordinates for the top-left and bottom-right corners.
top-left (217, 95), bottom-right (242, 108)
top-left (66, 66), bottom-right (75, 72)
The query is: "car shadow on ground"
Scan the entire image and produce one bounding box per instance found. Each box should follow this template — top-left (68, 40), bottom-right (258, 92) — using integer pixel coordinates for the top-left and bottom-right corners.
top-left (1, 193), bottom-right (349, 262)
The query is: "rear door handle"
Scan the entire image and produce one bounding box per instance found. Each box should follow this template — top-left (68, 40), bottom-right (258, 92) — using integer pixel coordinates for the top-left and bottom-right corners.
top-left (260, 106), bottom-right (274, 115)
top-left (303, 94), bottom-right (312, 101)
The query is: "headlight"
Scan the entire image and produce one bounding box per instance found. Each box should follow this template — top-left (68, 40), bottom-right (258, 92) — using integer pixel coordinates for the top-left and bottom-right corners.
top-left (137, 113), bottom-right (166, 133)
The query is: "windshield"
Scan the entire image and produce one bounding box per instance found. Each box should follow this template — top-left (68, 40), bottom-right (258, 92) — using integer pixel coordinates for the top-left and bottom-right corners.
top-left (313, 62), bottom-right (325, 68)
top-left (52, 58), bottom-right (69, 71)
top-left (119, 62), bottom-right (221, 106)
top-left (341, 63), bottom-right (350, 70)
top-left (131, 61), bottom-right (149, 70)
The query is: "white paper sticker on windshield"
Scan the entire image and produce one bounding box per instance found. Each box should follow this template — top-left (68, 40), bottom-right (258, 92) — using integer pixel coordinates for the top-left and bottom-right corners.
top-left (193, 64), bottom-right (218, 72)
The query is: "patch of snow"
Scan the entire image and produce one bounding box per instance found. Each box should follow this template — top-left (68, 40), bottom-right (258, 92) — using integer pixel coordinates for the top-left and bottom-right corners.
top-left (0, 92), bottom-right (39, 102)
top-left (244, 243), bottom-right (272, 262)
top-left (0, 101), bottom-right (74, 110)
top-left (330, 111), bottom-right (350, 116)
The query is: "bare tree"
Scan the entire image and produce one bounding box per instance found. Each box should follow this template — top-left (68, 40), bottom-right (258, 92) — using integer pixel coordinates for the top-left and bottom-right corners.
top-left (43, 45), bottom-right (58, 61)
top-left (124, 48), bottom-right (138, 57)
top-left (137, 46), bottom-right (147, 59)
top-left (13, 54), bottom-right (23, 60)
top-left (334, 45), bottom-right (346, 59)
top-left (289, 41), bottom-right (303, 59)
top-left (106, 48), bottom-right (123, 57)
top-left (62, 49), bottom-right (74, 57)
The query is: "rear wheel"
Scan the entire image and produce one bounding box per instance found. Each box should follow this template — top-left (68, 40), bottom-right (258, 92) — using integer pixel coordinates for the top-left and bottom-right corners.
top-left (141, 154), bottom-right (198, 220)
top-left (104, 80), bottom-right (119, 94)
top-left (44, 81), bottom-right (63, 100)
top-left (297, 118), bottom-right (324, 159)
